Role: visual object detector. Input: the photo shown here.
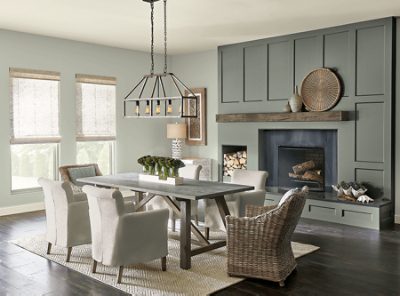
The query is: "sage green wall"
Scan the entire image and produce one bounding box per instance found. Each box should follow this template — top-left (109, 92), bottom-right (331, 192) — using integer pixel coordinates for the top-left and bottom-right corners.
top-left (0, 29), bottom-right (170, 208)
top-left (169, 50), bottom-right (219, 180)
top-left (217, 18), bottom-right (394, 213)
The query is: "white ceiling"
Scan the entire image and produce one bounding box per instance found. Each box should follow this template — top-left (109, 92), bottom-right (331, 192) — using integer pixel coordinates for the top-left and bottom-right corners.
top-left (1, 0), bottom-right (400, 54)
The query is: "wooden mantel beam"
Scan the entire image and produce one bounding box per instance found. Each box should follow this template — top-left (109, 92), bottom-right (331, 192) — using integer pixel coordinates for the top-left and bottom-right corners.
top-left (216, 111), bottom-right (350, 123)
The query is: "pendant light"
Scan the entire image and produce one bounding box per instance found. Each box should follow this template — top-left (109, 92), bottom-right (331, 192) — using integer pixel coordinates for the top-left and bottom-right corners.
top-left (123, 0), bottom-right (198, 118)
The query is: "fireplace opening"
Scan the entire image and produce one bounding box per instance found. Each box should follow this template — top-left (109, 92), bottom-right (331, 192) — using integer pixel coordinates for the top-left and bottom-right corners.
top-left (259, 129), bottom-right (337, 192)
top-left (278, 146), bottom-right (325, 192)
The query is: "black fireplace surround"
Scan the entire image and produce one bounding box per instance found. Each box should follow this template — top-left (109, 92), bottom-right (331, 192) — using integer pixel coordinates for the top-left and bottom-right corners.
top-left (259, 129), bottom-right (338, 192)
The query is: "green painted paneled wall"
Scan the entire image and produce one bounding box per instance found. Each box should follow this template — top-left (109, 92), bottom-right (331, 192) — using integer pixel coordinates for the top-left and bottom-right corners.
top-left (217, 18), bottom-right (394, 212)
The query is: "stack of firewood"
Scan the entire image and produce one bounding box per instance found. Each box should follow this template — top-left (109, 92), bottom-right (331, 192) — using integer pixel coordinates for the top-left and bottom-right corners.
top-left (288, 160), bottom-right (323, 184)
top-left (223, 151), bottom-right (247, 176)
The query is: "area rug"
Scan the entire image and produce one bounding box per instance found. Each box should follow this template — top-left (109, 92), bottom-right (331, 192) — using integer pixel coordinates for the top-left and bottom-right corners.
top-left (12, 234), bottom-right (319, 296)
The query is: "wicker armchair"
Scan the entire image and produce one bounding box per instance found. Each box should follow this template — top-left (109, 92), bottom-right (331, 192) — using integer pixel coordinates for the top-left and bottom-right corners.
top-left (226, 187), bottom-right (308, 287)
top-left (59, 164), bottom-right (102, 192)
top-left (59, 163), bottom-right (136, 206)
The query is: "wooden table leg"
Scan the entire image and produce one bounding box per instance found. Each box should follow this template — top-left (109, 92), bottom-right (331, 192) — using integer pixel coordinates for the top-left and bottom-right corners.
top-left (135, 192), bottom-right (143, 211)
top-left (133, 193), bottom-right (154, 212)
top-left (180, 200), bottom-right (191, 269)
top-left (214, 196), bottom-right (230, 228)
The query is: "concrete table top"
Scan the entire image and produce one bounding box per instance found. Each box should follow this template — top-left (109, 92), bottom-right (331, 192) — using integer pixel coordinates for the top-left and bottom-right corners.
top-left (78, 172), bottom-right (254, 200)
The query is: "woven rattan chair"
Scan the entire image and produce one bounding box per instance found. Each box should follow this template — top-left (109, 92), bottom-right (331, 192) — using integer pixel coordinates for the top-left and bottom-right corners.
top-left (59, 163), bottom-right (136, 205)
top-left (59, 164), bottom-right (102, 192)
top-left (226, 186), bottom-right (308, 287)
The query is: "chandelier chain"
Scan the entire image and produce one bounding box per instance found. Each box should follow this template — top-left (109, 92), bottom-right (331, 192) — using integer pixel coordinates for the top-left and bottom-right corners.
top-left (150, 1), bottom-right (155, 75)
top-left (163, 0), bottom-right (167, 73)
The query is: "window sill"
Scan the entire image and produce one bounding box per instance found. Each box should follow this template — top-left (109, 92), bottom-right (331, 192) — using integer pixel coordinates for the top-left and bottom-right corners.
top-left (11, 187), bottom-right (42, 195)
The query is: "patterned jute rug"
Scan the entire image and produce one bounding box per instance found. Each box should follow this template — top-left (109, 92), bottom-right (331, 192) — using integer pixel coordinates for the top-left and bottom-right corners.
top-left (12, 233), bottom-right (319, 296)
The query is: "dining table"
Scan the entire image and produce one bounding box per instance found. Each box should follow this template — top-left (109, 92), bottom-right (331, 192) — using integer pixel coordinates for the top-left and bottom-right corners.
top-left (77, 172), bottom-right (253, 270)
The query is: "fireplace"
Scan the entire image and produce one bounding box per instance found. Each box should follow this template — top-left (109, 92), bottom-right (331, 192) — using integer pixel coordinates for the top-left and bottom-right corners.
top-left (259, 129), bottom-right (337, 192)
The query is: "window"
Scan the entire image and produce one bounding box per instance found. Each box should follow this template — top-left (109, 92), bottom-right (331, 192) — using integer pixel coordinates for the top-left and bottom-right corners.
top-left (76, 74), bottom-right (116, 175)
top-left (10, 68), bottom-right (60, 191)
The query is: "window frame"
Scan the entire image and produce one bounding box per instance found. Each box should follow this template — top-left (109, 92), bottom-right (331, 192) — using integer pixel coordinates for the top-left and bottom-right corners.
top-left (75, 74), bottom-right (117, 175)
top-left (9, 68), bottom-right (61, 193)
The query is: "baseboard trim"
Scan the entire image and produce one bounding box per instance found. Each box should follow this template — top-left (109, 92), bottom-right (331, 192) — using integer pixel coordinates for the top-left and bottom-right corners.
top-left (395, 215), bottom-right (400, 224)
top-left (0, 202), bottom-right (44, 217)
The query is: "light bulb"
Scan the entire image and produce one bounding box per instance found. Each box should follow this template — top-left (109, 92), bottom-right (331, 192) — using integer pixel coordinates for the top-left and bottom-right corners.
top-left (167, 100), bottom-right (173, 114)
top-left (155, 101), bottom-right (161, 115)
top-left (135, 102), bottom-right (140, 116)
top-left (145, 101), bottom-right (151, 115)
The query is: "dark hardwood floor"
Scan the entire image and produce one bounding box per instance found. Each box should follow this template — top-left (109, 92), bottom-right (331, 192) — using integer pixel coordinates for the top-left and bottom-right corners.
top-left (0, 211), bottom-right (399, 295)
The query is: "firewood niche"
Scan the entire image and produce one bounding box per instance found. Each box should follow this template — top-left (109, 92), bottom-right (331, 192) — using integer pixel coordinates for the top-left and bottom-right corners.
top-left (289, 160), bottom-right (323, 186)
top-left (223, 150), bottom-right (247, 176)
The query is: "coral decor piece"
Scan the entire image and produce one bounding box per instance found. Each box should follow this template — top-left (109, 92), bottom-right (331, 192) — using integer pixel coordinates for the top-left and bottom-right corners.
top-left (331, 181), bottom-right (374, 204)
top-left (357, 195), bottom-right (374, 203)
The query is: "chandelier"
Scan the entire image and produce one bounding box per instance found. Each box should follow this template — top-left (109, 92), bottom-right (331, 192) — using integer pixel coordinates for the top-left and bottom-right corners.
top-left (123, 0), bottom-right (198, 118)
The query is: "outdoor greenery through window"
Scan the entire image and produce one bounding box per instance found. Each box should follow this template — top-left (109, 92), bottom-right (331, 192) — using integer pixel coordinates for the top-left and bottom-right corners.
top-left (11, 144), bottom-right (58, 190)
top-left (76, 74), bottom-right (116, 175)
top-left (77, 141), bottom-right (114, 175)
top-left (10, 68), bottom-right (60, 191)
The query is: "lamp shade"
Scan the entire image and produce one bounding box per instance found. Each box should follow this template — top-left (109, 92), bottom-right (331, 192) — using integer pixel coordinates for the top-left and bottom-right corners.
top-left (167, 123), bottom-right (187, 139)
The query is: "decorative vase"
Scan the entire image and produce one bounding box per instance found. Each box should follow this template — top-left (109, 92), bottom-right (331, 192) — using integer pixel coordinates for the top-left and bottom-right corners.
top-left (289, 85), bottom-right (303, 112)
top-left (283, 102), bottom-right (291, 112)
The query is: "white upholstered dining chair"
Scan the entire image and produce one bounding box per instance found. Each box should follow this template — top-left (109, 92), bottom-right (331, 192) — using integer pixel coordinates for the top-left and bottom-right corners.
top-left (38, 178), bottom-right (91, 262)
top-left (204, 169), bottom-right (268, 237)
top-left (147, 164), bottom-right (202, 231)
top-left (82, 185), bottom-right (169, 284)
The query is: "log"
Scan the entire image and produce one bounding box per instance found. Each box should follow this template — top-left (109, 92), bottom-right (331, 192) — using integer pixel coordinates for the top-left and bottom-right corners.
top-left (223, 150), bottom-right (248, 176)
top-left (292, 160), bottom-right (316, 175)
top-left (303, 171), bottom-right (323, 183)
top-left (289, 170), bottom-right (323, 183)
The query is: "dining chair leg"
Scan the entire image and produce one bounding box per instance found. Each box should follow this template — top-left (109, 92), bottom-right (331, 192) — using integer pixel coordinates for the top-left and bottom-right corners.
top-left (171, 217), bottom-right (176, 232)
top-left (92, 260), bottom-right (97, 273)
top-left (195, 214), bottom-right (199, 226)
top-left (205, 227), bottom-right (210, 240)
top-left (161, 256), bottom-right (167, 271)
top-left (46, 242), bottom-right (52, 255)
top-left (117, 266), bottom-right (124, 284)
top-left (66, 247), bottom-right (72, 262)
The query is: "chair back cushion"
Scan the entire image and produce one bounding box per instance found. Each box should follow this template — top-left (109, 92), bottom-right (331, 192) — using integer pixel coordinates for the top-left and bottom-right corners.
top-left (82, 185), bottom-right (124, 262)
top-left (179, 164), bottom-right (202, 180)
top-left (231, 170), bottom-right (268, 191)
top-left (278, 188), bottom-right (298, 207)
top-left (59, 163), bottom-right (102, 183)
top-left (67, 166), bottom-right (96, 187)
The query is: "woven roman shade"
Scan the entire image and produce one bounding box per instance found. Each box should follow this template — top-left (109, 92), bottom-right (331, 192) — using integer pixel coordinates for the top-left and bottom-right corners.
top-left (76, 74), bottom-right (116, 141)
top-left (10, 68), bottom-right (61, 144)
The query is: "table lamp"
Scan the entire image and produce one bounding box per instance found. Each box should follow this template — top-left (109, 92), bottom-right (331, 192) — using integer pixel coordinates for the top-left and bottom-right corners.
top-left (167, 123), bottom-right (187, 159)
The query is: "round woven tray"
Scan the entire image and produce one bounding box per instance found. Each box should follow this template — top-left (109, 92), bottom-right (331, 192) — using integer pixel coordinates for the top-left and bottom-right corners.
top-left (300, 68), bottom-right (341, 111)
